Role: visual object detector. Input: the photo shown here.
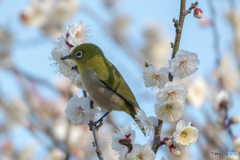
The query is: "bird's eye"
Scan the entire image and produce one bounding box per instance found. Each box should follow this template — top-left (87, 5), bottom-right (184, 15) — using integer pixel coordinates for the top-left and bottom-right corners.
top-left (76, 51), bottom-right (83, 59)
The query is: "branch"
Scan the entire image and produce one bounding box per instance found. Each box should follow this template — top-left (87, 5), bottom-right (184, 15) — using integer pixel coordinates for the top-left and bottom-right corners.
top-left (151, 120), bottom-right (164, 153)
top-left (169, 1), bottom-right (198, 81)
top-left (152, 0), bottom-right (198, 154)
top-left (83, 90), bottom-right (104, 160)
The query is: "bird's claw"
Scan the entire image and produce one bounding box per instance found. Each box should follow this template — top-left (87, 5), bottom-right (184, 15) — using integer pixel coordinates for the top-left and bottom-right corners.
top-left (89, 120), bottom-right (103, 131)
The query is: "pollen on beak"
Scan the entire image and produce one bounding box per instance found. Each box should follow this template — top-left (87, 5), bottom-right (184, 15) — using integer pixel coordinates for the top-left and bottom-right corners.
top-left (60, 54), bottom-right (73, 60)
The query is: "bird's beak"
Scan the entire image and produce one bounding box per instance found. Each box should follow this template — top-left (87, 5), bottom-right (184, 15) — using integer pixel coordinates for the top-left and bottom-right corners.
top-left (60, 54), bottom-right (73, 60)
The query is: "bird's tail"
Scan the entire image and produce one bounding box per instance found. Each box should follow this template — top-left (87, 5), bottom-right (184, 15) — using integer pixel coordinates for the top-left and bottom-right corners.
top-left (131, 114), bottom-right (146, 136)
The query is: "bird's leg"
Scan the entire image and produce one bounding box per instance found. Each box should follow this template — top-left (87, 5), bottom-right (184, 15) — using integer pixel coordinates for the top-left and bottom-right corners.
top-left (88, 100), bottom-right (109, 130)
top-left (89, 112), bottom-right (109, 130)
top-left (95, 112), bottom-right (109, 124)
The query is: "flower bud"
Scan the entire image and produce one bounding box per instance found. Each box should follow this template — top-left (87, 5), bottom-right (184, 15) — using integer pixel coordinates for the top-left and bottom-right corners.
top-left (230, 116), bottom-right (240, 124)
top-left (170, 144), bottom-right (181, 155)
top-left (194, 8), bottom-right (203, 19)
top-left (163, 137), bottom-right (173, 147)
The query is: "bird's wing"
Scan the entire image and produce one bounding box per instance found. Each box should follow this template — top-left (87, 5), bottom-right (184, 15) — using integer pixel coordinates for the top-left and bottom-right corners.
top-left (95, 59), bottom-right (140, 110)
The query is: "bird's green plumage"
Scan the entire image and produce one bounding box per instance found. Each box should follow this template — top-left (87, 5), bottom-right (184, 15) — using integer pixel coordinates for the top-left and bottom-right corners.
top-left (68, 43), bottom-right (145, 135)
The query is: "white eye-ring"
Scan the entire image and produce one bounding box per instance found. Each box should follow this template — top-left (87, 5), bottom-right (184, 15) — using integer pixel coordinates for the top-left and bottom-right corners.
top-left (76, 51), bottom-right (83, 59)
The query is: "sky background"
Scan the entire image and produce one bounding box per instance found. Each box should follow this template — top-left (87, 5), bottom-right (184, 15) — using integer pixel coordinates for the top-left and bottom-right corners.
top-left (0, 0), bottom-right (240, 159)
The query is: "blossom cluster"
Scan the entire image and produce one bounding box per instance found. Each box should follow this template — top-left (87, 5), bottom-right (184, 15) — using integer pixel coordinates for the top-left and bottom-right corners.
top-left (143, 50), bottom-right (200, 123)
top-left (111, 126), bottom-right (156, 160)
top-left (138, 49), bottom-right (200, 157)
top-left (50, 20), bottom-right (89, 85)
top-left (163, 120), bottom-right (198, 155)
top-left (50, 21), bottom-right (100, 126)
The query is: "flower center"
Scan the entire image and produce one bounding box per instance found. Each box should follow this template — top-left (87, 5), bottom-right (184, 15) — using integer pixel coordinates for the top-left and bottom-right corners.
top-left (166, 104), bottom-right (172, 109)
top-left (179, 61), bottom-right (187, 67)
top-left (136, 153), bottom-right (144, 160)
top-left (152, 74), bottom-right (161, 80)
top-left (180, 131), bottom-right (188, 137)
top-left (76, 31), bottom-right (82, 38)
top-left (168, 91), bottom-right (177, 101)
top-left (179, 61), bottom-right (191, 77)
top-left (77, 106), bottom-right (83, 114)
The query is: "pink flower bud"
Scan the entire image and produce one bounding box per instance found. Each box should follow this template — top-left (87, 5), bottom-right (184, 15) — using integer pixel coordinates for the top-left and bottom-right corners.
top-left (163, 137), bottom-right (173, 147)
top-left (169, 144), bottom-right (181, 155)
top-left (194, 8), bottom-right (203, 19)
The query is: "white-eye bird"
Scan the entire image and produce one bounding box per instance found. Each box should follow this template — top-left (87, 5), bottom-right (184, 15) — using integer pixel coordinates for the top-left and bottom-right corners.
top-left (60, 43), bottom-right (146, 136)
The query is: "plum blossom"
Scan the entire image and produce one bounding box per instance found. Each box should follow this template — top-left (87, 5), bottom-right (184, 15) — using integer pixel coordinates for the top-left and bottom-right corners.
top-left (156, 82), bottom-right (187, 105)
top-left (111, 126), bottom-right (135, 155)
top-left (67, 21), bottom-right (89, 46)
top-left (143, 65), bottom-right (169, 90)
top-left (126, 144), bottom-right (155, 160)
top-left (154, 101), bottom-right (184, 122)
top-left (168, 50), bottom-right (200, 79)
top-left (135, 110), bottom-right (158, 137)
top-left (173, 120), bottom-right (198, 147)
top-left (65, 93), bottom-right (100, 125)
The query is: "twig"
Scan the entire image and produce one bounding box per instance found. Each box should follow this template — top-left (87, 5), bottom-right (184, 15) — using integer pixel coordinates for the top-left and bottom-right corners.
top-left (169, 1), bottom-right (198, 81)
top-left (83, 90), bottom-right (104, 160)
top-left (152, 0), bottom-right (198, 154)
top-left (151, 120), bottom-right (163, 153)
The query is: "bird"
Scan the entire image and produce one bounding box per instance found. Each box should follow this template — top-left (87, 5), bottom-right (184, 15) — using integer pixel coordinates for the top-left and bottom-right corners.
top-left (60, 43), bottom-right (146, 136)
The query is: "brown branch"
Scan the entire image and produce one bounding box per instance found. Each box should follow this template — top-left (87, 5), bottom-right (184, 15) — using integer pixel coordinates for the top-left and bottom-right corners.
top-left (169, 1), bottom-right (198, 81)
top-left (152, 0), bottom-right (198, 154)
top-left (151, 120), bottom-right (163, 153)
top-left (83, 90), bottom-right (104, 160)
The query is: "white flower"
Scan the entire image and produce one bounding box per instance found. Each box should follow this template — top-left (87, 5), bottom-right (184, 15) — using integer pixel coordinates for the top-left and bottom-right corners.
top-left (67, 21), bottom-right (89, 46)
top-left (126, 144), bottom-right (156, 160)
top-left (168, 50), bottom-right (200, 79)
top-left (135, 110), bottom-right (158, 137)
top-left (170, 140), bottom-right (186, 155)
top-left (51, 35), bottom-right (78, 78)
top-left (154, 101), bottom-right (184, 122)
top-left (233, 137), bottom-right (240, 152)
top-left (213, 90), bottom-right (230, 112)
top-left (74, 75), bottom-right (85, 90)
top-left (143, 65), bottom-right (169, 90)
top-left (156, 82), bottom-right (187, 105)
top-left (111, 126), bottom-right (135, 154)
top-left (65, 93), bottom-right (101, 125)
top-left (173, 120), bottom-right (198, 147)
top-left (187, 77), bottom-right (208, 107)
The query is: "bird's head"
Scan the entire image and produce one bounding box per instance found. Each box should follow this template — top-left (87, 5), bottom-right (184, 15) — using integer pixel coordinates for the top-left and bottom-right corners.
top-left (60, 43), bottom-right (104, 67)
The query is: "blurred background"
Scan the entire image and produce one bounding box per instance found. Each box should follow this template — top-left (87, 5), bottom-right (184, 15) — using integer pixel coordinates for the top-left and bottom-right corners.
top-left (0, 0), bottom-right (240, 159)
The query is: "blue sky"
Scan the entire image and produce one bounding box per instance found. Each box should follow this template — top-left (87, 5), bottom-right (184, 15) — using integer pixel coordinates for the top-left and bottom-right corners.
top-left (1, 0), bottom-right (240, 159)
